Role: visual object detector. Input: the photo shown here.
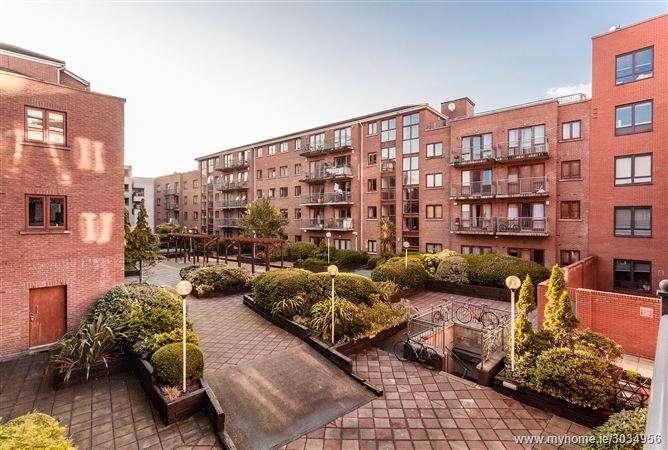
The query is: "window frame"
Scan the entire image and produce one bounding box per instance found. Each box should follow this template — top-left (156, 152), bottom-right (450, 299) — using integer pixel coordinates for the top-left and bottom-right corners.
top-left (426, 142), bottom-right (443, 158)
top-left (367, 178), bottom-right (377, 192)
top-left (368, 152), bottom-right (377, 165)
top-left (615, 100), bottom-right (653, 136)
top-left (560, 250), bottom-right (581, 266)
top-left (561, 160), bottom-right (581, 180)
top-left (24, 106), bottom-right (67, 146)
top-left (25, 194), bottom-right (67, 230)
top-left (614, 206), bottom-right (652, 237)
top-left (614, 153), bottom-right (652, 186)
top-left (425, 204), bottom-right (443, 219)
top-left (615, 46), bottom-right (654, 85)
top-left (426, 173), bottom-right (443, 188)
top-left (561, 120), bottom-right (581, 141)
top-left (367, 206), bottom-right (378, 219)
top-left (614, 259), bottom-right (652, 293)
top-left (560, 201), bottom-right (581, 220)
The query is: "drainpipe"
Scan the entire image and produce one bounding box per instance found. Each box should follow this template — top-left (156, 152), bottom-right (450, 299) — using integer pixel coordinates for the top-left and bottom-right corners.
top-left (358, 122), bottom-right (364, 252)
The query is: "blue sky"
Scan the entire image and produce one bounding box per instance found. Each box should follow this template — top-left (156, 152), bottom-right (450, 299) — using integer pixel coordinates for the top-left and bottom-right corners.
top-left (2, 2), bottom-right (666, 177)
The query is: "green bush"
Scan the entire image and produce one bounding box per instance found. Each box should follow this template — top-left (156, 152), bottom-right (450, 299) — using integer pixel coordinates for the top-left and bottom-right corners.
top-left (151, 342), bottom-right (204, 386)
top-left (528, 348), bottom-right (615, 410)
top-left (419, 249), bottom-right (458, 277)
top-left (462, 253), bottom-right (550, 288)
top-left (179, 265), bottom-right (200, 280)
top-left (253, 269), bottom-right (311, 310)
top-left (286, 242), bottom-right (318, 260)
top-left (0, 413), bottom-right (75, 450)
top-left (155, 222), bottom-right (185, 235)
top-left (154, 329), bottom-right (199, 352)
top-left (185, 265), bottom-right (253, 296)
top-left (306, 272), bottom-right (384, 305)
top-left (304, 257), bottom-right (329, 266)
top-left (270, 294), bottom-right (307, 318)
top-left (574, 330), bottom-right (623, 365)
top-left (371, 258), bottom-right (429, 289)
top-left (366, 255), bottom-right (386, 269)
top-left (435, 256), bottom-right (469, 284)
top-left (334, 249), bottom-right (369, 267)
top-left (585, 408), bottom-right (647, 450)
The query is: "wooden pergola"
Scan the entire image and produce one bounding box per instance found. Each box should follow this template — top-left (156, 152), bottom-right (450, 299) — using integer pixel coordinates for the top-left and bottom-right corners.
top-left (165, 233), bottom-right (286, 274)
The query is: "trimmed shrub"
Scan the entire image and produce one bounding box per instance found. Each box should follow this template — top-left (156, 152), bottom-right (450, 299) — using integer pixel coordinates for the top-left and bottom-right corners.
top-left (153, 329), bottom-right (199, 352)
top-left (179, 265), bottom-right (200, 280)
top-left (462, 253), bottom-right (550, 288)
top-left (371, 258), bottom-right (429, 289)
top-left (307, 272), bottom-right (384, 306)
top-left (334, 249), bottom-right (369, 267)
top-left (543, 291), bottom-right (579, 345)
top-left (513, 275), bottom-right (536, 356)
top-left (435, 256), bottom-right (469, 284)
top-left (286, 242), bottom-right (318, 260)
top-left (585, 407), bottom-right (647, 450)
top-left (366, 255), bottom-right (386, 269)
top-left (270, 294), bottom-right (307, 318)
top-left (573, 330), bottom-right (623, 365)
top-left (185, 264), bottom-right (253, 296)
top-left (419, 249), bottom-right (458, 277)
top-left (304, 257), bottom-right (328, 266)
top-left (253, 269), bottom-right (311, 310)
top-left (0, 413), bottom-right (75, 450)
top-left (151, 342), bottom-right (204, 386)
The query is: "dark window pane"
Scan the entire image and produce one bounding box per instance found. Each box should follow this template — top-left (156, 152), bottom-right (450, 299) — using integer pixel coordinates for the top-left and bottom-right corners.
top-left (28, 197), bottom-right (44, 227)
top-left (49, 198), bottom-right (65, 226)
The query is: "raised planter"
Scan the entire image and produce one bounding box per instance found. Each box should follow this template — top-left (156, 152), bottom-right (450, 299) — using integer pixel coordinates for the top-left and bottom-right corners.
top-left (191, 286), bottom-right (251, 299)
top-left (493, 372), bottom-right (610, 428)
top-left (334, 322), bottom-right (407, 356)
top-left (426, 280), bottom-right (511, 302)
top-left (50, 354), bottom-right (132, 390)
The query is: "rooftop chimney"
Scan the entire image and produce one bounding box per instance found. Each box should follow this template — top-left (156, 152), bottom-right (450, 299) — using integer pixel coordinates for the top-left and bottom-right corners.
top-left (440, 97), bottom-right (475, 120)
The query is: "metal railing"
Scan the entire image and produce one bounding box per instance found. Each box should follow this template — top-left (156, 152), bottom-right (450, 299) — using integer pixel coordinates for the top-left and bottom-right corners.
top-left (215, 199), bottom-right (248, 209)
top-left (216, 159), bottom-right (249, 171)
top-left (300, 192), bottom-right (353, 205)
top-left (164, 204), bottom-right (179, 211)
top-left (163, 188), bottom-right (178, 196)
top-left (450, 145), bottom-right (496, 165)
top-left (452, 217), bottom-right (495, 233)
top-left (496, 176), bottom-right (548, 197)
top-left (299, 164), bottom-right (353, 182)
top-left (381, 160), bottom-right (396, 172)
top-left (298, 138), bottom-right (353, 156)
top-left (215, 180), bottom-right (249, 191)
top-left (300, 217), bottom-right (354, 230)
top-left (215, 218), bottom-right (239, 227)
top-left (496, 217), bottom-right (548, 234)
top-left (450, 182), bottom-right (495, 198)
top-left (381, 188), bottom-right (396, 201)
top-left (497, 140), bottom-right (549, 160)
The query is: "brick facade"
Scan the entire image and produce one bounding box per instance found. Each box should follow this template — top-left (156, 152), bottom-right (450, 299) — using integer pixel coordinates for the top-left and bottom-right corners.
top-left (153, 170), bottom-right (200, 230)
top-left (0, 46), bottom-right (124, 356)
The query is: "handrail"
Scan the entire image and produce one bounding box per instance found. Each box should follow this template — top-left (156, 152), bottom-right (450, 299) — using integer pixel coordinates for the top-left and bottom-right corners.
top-left (645, 282), bottom-right (668, 449)
top-left (298, 137), bottom-right (353, 155)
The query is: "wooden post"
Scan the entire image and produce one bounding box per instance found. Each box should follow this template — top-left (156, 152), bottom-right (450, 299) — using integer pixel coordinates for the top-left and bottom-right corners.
top-left (251, 238), bottom-right (256, 274)
top-left (215, 237), bottom-right (219, 264)
top-left (265, 244), bottom-right (270, 272)
top-left (237, 243), bottom-right (242, 268)
top-left (280, 242), bottom-right (284, 269)
top-left (224, 243), bottom-right (228, 265)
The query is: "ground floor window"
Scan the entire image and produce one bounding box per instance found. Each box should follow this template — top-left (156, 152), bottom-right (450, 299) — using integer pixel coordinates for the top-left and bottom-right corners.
top-left (560, 250), bottom-right (580, 266)
top-left (335, 239), bottom-right (351, 250)
top-left (294, 235), bottom-right (302, 242)
top-left (310, 237), bottom-right (323, 246)
top-left (26, 195), bottom-right (67, 230)
top-left (508, 248), bottom-right (545, 265)
top-left (367, 240), bottom-right (377, 254)
top-left (461, 246), bottom-right (492, 255)
top-left (614, 259), bottom-right (651, 292)
top-left (425, 243), bottom-right (442, 253)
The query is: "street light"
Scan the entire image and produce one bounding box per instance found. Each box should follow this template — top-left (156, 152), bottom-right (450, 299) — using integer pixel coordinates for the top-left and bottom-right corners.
top-left (328, 265), bottom-right (339, 344)
top-left (326, 232), bottom-right (332, 263)
top-left (175, 280), bottom-right (193, 393)
top-left (352, 231), bottom-right (358, 251)
top-left (505, 275), bottom-right (521, 372)
top-left (402, 241), bottom-right (410, 268)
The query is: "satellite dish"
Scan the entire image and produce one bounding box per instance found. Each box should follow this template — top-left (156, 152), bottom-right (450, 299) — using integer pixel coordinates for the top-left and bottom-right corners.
top-left (608, 25), bottom-right (620, 32)
top-left (447, 102), bottom-right (456, 112)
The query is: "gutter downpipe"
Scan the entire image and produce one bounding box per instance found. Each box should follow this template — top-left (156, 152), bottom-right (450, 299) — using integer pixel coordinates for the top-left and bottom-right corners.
top-left (358, 122), bottom-right (364, 253)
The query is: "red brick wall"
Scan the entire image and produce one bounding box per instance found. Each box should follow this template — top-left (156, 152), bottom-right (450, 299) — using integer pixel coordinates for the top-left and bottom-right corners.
top-left (0, 53), bottom-right (59, 83)
top-left (0, 71), bottom-right (125, 356)
top-left (154, 170), bottom-right (199, 230)
top-left (562, 256), bottom-right (598, 289)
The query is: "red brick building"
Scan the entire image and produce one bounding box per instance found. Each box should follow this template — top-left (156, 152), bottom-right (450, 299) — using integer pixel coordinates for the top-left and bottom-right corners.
top-left (0, 43), bottom-right (125, 356)
top-left (153, 170), bottom-right (200, 230)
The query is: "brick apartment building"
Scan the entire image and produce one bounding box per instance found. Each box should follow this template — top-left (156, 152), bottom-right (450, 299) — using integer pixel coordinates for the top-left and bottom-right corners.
top-left (0, 43), bottom-right (125, 356)
top-left (186, 14), bottom-right (665, 296)
top-left (153, 170), bottom-right (200, 230)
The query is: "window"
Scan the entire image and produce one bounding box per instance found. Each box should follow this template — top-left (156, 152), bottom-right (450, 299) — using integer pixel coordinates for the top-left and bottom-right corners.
top-left (295, 208), bottom-right (302, 219)
top-left (184, 196), bottom-right (188, 205)
top-left (560, 201), bottom-right (580, 220)
top-left (368, 152), bottom-right (377, 165)
top-left (426, 205), bottom-right (443, 219)
top-left (368, 122), bottom-right (377, 135)
top-left (280, 142), bottom-right (288, 153)
top-left (279, 187), bottom-right (288, 198)
top-left (560, 250), bottom-right (580, 266)
top-left (268, 168), bottom-right (276, 179)
top-left (257, 189), bottom-right (263, 198)
top-left (402, 113), bottom-right (420, 154)
top-left (268, 188), bottom-right (275, 198)
top-left (562, 121), bottom-right (581, 140)
top-left (295, 138), bottom-right (302, 151)
top-left (616, 101), bottom-right (652, 135)
top-left (461, 133), bottom-right (493, 161)
top-left (295, 235), bottom-right (302, 242)
top-left (294, 186), bottom-right (301, 197)
top-left (403, 217), bottom-right (419, 231)
top-left (426, 142), bottom-right (443, 158)
top-left (561, 160), bottom-right (581, 180)
top-left (335, 239), bottom-right (351, 250)
top-left (426, 243), bottom-right (443, 253)
top-left (614, 259), bottom-right (651, 292)
top-left (280, 166), bottom-right (288, 177)
top-left (616, 47), bottom-right (653, 85)
top-left (256, 170), bottom-right (262, 179)
top-left (280, 209), bottom-right (288, 219)
top-left (367, 240), bottom-right (378, 253)
top-left (402, 156), bottom-right (419, 185)
top-left (381, 146), bottom-right (396, 161)
top-left (184, 212), bottom-right (188, 221)
top-left (367, 179), bottom-right (377, 192)
top-left (268, 145), bottom-right (276, 155)
top-left (615, 206), bottom-right (651, 237)
top-left (256, 147), bottom-right (263, 158)
top-left (193, 180), bottom-right (198, 188)
top-left (367, 206), bottom-right (377, 219)
top-left (381, 118), bottom-right (396, 142)
top-left (615, 154), bottom-right (651, 185)
top-left (508, 248), bottom-right (545, 265)
top-left (334, 127), bottom-right (352, 148)
top-left (294, 164), bottom-right (302, 175)
top-left (310, 133), bottom-right (325, 149)
top-left (193, 195), bottom-right (198, 204)
top-left (461, 246), bottom-right (492, 255)
top-left (194, 211), bottom-right (198, 220)
top-left (426, 173), bottom-right (443, 188)
top-left (26, 195), bottom-right (66, 229)
top-left (25, 107), bottom-right (66, 145)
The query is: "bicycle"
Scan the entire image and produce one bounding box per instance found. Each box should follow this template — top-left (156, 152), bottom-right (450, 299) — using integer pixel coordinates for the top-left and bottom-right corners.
top-left (455, 304), bottom-right (500, 329)
top-left (393, 336), bottom-right (442, 370)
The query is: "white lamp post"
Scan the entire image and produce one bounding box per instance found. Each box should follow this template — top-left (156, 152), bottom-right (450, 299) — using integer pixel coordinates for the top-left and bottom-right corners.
top-left (175, 280), bottom-right (193, 392)
top-left (326, 232), bottom-right (332, 263)
top-left (402, 241), bottom-right (410, 268)
top-left (352, 231), bottom-right (358, 251)
top-left (505, 275), bottom-right (521, 372)
top-left (328, 265), bottom-right (339, 344)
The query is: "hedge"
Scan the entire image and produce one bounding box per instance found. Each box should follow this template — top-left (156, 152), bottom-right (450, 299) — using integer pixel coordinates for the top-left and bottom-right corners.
top-left (462, 253), bottom-right (550, 288)
top-left (184, 265), bottom-right (253, 296)
top-left (151, 342), bottom-right (204, 386)
top-left (585, 408), bottom-right (647, 450)
top-left (435, 256), bottom-right (469, 284)
top-left (0, 413), bottom-right (75, 450)
top-left (286, 242), bottom-right (318, 260)
top-left (370, 258), bottom-right (429, 289)
top-left (306, 272), bottom-right (384, 306)
top-left (253, 268), bottom-right (311, 311)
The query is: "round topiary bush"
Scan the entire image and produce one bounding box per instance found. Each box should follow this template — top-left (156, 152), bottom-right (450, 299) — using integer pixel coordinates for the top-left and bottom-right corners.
top-left (435, 256), bottom-right (469, 284)
top-left (462, 253), bottom-right (550, 288)
top-left (253, 268), bottom-right (311, 310)
top-left (371, 258), bottom-right (429, 289)
top-left (0, 412), bottom-right (75, 450)
top-left (306, 272), bottom-right (384, 305)
top-left (185, 265), bottom-right (253, 296)
top-left (151, 342), bottom-right (204, 386)
top-left (585, 407), bottom-right (647, 450)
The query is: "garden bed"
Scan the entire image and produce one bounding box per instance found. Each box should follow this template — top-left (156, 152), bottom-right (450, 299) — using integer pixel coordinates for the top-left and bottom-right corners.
top-left (334, 322), bottom-right (406, 356)
top-left (493, 372), bottom-right (610, 428)
top-left (50, 354), bottom-right (132, 390)
top-left (191, 286), bottom-right (251, 299)
top-left (426, 279), bottom-right (511, 302)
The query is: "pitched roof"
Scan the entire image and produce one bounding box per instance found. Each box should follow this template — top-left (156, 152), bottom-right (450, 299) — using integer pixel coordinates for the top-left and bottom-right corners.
top-left (0, 42), bottom-right (65, 65)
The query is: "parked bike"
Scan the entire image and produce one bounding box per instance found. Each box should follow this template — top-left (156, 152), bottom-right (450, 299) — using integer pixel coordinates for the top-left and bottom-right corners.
top-left (455, 304), bottom-right (500, 329)
top-left (393, 336), bottom-right (442, 370)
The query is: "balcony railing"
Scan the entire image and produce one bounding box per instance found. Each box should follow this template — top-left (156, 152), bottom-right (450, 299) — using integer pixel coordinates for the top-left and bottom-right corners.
top-left (298, 138), bottom-right (353, 156)
top-left (497, 140), bottom-right (549, 161)
top-left (450, 146), bottom-right (496, 166)
top-left (381, 188), bottom-right (396, 201)
top-left (163, 188), bottom-right (178, 196)
top-left (299, 164), bottom-right (353, 182)
top-left (300, 217), bottom-right (354, 231)
top-left (164, 204), bottom-right (179, 211)
top-left (496, 217), bottom-right (548, 235)
top-left (215, 218), bottom-right (240, 228)
top-left (381, 160), bottom-right (396, 173)
top-left (215, 180), bottom-right (249, 191)
top-left (451, 217), bottom-right (495, 234)
top-left (216, 159), bottom-right (249, 171)
top-left (496, 176), bottom-right (548, 197)
top-left (215, 199), bottom-right (248, 209)
top-left (450, 182), bottom-right (495, 199)
top-left (300, 192), bottom-right (353, 205)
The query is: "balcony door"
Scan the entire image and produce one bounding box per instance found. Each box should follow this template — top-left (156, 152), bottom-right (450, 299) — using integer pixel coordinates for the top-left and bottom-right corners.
top-left (532, 203), bottom-right (545, 231)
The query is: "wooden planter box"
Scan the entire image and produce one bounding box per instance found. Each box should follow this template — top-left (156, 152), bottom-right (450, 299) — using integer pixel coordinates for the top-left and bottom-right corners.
top-left (50, 355), bottom-right (132, 390)
top-left (426, 280), bottom-right (511, 302)
top-left (493, 373), bottom-right (610, 428)
top-left (191, 286), bottom-right (251, 299)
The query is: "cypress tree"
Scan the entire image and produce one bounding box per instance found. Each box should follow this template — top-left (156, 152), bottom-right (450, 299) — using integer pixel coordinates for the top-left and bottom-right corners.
top-left (514, 275), bottom-right (535, 355)
top-left (126, 199), bottom-right (163, 282)
top-left (544, 264), bottom-right (566, 319)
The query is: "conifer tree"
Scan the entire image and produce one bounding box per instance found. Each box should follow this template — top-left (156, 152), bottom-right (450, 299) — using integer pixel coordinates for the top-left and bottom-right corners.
top-left (544, 264), bottom-right (566, 319)
top-left (125, 199), bottom-right (163, 282)
top-left (514, 275), bottom-right (536, 355)
top-left (544, 290), bottom-right (579, 345)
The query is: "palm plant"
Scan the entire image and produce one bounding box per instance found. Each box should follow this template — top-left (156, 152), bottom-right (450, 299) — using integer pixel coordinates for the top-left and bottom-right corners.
top-left (378, 218), bottom-right (396, 254)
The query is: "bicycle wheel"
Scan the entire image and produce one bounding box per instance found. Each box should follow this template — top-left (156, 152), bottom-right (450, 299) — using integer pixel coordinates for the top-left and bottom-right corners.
top-left (419, 346), bottom-right (442, 371)
top-left (455, 306), bottom-right (473, 324)
top-left (481, 311), bottom-right (499, 329)
top-left (393, 340), bottom-right (411, 362)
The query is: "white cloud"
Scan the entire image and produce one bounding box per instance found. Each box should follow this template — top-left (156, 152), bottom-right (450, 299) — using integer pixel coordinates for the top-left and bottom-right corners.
top-left (545, 83), bottom-right (592, 99)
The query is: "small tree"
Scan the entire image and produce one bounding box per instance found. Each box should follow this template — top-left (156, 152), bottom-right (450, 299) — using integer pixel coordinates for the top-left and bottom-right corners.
top-left (238, 196), bottom-right (289, 238)
top-left (544, 291), bottom-right (579, 345)
top-left (544, 264), bottom-right (565, 319)
top-left (125, 199), bottom-right (163, 282)
top-left (124, 209), bottom-right (134, 270)
top-left (514, 275), bottom-right (536, 355)
top-left (378, 218), bottom-right (396, 254)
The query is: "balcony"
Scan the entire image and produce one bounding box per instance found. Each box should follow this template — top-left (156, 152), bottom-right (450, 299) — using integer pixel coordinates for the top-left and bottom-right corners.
top-left (450, 182), bottom-right (495, 200)
top-left (215, 180), bottom-right (249, 191)
top-left (215, 218), bottom-right (240, 228)
top-left (381, 188), bottom-right (396, 202)
top-left (495, 217), bottom-right (549, 236)
top-left (300, 192), bottom-right (353, 206)
top-left (299, 164), bottom-right (353, 183)
top-left (298, 138), bottom-right (353, 157)
top-left (495, 176), bottom-right (548, 198)
top-left (164, 204), bottom-right (179, 211)
top-left (163, 188), bottom-right (178, 196)
top-left (381, 160), bottom-right (396, 173)
top-left (496, 140), bottom-right (549, 162)
top-left (451, 217), bottom-right (495, 235)
top-left (450, 146), bottom-right (496, 167)
top-left (216, 159), bottom-right (249, 171)
top-left (215, 199), bottom-right (248, 209)
top-left (300, 217), bottom-right (354, 231)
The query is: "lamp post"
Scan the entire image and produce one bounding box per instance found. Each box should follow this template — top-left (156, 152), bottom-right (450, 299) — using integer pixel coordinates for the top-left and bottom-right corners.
top-left (328, 265), bottom-right (339, 344)
top-left (352, 231), bottom-right (358, 251)
top-left (175, 280), bottom-right (193, 393)
top-left (326, 232), bottom-right (332, 263)
top-left (252, 231), bottom-right (257, 260)
top-left (505, 275), bottom-right (521, 372)
top-left (402, 241), bottom-right (410, 268)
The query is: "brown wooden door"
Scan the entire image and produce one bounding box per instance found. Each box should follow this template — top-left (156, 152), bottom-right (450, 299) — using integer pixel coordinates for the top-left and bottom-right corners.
top-left (29, 285), bottom-right (66, 347)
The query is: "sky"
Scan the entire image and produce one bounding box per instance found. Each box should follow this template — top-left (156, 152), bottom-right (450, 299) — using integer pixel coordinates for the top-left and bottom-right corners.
top-left (2, 1), bottom-right (666, 177)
